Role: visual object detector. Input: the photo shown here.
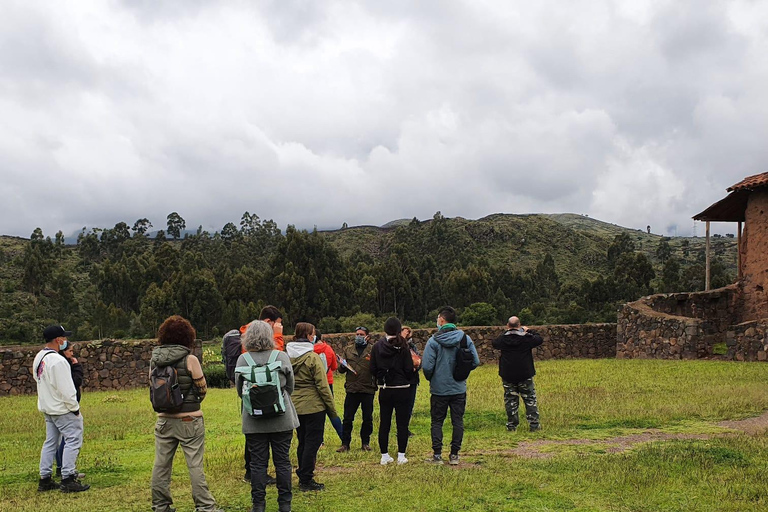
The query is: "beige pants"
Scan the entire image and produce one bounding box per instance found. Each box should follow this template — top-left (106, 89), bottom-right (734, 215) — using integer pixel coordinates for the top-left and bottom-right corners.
top-left (151, 416), bottom-right (218, 512)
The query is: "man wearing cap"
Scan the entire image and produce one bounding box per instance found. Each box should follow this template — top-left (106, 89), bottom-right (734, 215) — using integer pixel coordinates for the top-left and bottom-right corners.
top-left (336, 327), bottom-right (377, 452)
top-left (33, 325), bottom-right (90, 493)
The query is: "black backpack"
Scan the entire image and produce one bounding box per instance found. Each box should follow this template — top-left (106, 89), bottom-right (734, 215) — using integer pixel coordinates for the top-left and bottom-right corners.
top-left (222, 329), bottom-right (243, 384)
top-left (149, 363), bottom-right (184, 413)
top-left (453, 334), bottom-right (475, 381)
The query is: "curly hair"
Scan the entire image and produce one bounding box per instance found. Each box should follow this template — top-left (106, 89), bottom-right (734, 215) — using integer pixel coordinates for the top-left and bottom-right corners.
top-left (242, 320), bottom-right (275, 352)
top-left (157, 315), bottom-right (196, 348)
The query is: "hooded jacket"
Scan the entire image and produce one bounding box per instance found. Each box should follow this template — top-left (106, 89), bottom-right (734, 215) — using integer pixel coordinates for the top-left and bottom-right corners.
top-left (287, 340), bottom-right (338, 418)
top-left (492, 328), bottom-right (544, 383)
top-left (150, 345), bottom-right (201, 413)
top-left (370, 336), bottom-right (414, 388)
top-left (422, 327), bottom-right (480, 396)
top-left (313, 340), bottom-right (338, 385)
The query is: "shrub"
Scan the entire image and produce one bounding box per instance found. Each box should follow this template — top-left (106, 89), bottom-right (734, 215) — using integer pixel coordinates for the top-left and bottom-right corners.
top-left (203, 363), bottom-right (230, 389)
top-left (461, 302), bottom-right (499, 326)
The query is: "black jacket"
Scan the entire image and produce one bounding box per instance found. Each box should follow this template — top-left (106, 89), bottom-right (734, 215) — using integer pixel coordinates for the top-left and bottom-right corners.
top-left (70, 361), bottom-right (84, 402)
top-left (492, 329), bottom-right (544, 383)
top-left (370, 337), bottom-right (414, 388)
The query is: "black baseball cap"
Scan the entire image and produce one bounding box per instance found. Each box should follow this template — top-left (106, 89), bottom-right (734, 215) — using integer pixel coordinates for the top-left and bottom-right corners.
top-left (43, 325), bottom-right (72, 341)
top-left (354, 326), bottom-right (369, 334)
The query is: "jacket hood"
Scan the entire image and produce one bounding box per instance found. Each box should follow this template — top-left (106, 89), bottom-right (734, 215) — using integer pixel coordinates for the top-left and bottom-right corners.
top-left (434, 328), bottom-right (465, 347)
top-left (286, 340), bottom-right (314, 359)
top-left (379, 336), bottom-right (406, 357)
top-left (151, 345), bottom-right (190, 366)
top-left (497, 329), bottom-right (533, 348)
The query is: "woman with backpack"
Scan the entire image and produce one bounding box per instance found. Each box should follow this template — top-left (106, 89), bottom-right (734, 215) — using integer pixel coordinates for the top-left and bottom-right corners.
top-left (150, 315), bottom-right (222, 512)
top-left (236, 320), bottom-right (299, 512)
top-left (286, 322), bottom-right (338, 492)
top-left (370, 317), bottom-right (414, 465)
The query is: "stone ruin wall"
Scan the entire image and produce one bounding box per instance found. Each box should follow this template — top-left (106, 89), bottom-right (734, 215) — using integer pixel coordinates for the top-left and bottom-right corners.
top-left (617, 285), bottom-right (768, 361)
top-left (0, 339), bottom-right (202, 396)
top-left (0, 324), bottom-right (614, 396)
top-left (741, 190), bottom-right (768, 322)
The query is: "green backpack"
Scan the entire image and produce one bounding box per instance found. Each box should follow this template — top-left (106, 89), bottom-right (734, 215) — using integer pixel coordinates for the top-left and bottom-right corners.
top-left (236, 351), bottom-right (286, 418)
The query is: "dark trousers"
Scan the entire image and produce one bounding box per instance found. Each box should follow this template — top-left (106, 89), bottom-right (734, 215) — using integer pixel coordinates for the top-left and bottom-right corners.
top-left (246, 431), bottom-right (293, 511)
top-left (296, 412), bottom-right (325, 484)
top-left (407, 383), bottom-right (418, 419)
top-left (341, 392), bottom-right (374, 447)
top-left (378, 388), bottom-right (412, 454)
top-left (430, 393), bottom-right (467, 456)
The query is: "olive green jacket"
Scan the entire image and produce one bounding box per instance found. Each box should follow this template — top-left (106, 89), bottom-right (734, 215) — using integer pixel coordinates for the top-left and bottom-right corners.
top-left (287, 341), bottom-right (338, 418)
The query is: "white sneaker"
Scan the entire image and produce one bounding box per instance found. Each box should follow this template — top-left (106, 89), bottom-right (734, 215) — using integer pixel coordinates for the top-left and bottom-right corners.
top-left (380, 453), bottom-right (394, 465)
top-left (397, 453), bottom-right (408, 465)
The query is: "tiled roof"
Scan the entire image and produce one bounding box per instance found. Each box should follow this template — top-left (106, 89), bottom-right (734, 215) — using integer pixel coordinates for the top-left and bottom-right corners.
top-left (727, 172), bottom-right (768, 192)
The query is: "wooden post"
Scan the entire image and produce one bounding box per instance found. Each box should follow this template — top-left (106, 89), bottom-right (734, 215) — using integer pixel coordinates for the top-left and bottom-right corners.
top-left (737, 221), bottom-right (742, 280)
top-left (705, 221), bottom-right (711, 291)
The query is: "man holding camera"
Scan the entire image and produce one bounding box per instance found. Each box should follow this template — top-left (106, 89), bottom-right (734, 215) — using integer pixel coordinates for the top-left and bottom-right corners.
top-left (492, 316), bottom-right (543, 432)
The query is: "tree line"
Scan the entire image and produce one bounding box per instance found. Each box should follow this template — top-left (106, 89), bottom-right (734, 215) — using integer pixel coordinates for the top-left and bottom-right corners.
top-left (0, 212), bottom-right (733, 344)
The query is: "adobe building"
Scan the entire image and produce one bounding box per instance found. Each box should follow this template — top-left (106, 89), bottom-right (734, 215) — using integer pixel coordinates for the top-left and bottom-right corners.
top-left (617, 172), bottom-right (768, 361)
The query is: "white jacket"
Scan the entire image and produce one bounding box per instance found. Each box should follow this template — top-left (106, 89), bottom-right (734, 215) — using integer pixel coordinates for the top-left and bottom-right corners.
top-left (33, 349), bottom-right (79, 416)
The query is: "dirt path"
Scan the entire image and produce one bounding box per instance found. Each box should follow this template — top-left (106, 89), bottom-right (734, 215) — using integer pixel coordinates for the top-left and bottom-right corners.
top-left (718, 409), bottom-right (768, 435)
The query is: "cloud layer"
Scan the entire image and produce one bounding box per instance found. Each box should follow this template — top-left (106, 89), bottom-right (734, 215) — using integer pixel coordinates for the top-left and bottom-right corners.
top-left (2, 0), bottom-right (767, 238)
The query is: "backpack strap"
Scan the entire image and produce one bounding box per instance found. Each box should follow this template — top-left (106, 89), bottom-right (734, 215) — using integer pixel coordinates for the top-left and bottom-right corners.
top-left (35, 350), bottom-right (57, 377)
top-left (267, 350), bottom-right (279, 365)
top-left (460, 334), bottom-right (468, 348)
top-left (243, 352), bottom-right (256, 367)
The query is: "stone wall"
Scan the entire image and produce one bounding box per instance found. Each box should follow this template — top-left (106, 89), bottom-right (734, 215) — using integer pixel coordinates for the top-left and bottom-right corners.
top-left (617, 285), bottom-right (745, 360)
top-left (726, 321), bottom-right (768, 362)
top-left (0, 339), bottom-right (202, 396)
top-left (320, 324), bottom-right (617, 364)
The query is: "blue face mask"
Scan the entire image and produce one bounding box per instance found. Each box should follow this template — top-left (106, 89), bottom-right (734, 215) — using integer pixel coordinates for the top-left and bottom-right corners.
top-left (355, 335), bottom-right (367, 346)
top-left (436, 321), bottom-right (442, 329)
top-left (311, 335), bottom-right (317, 344)
top-left (59, 339), bottom-right (68, 350)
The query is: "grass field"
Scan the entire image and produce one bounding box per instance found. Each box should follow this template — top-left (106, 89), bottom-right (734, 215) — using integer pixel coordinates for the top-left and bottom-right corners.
top-left (1, 360), bottom-right (767, 512)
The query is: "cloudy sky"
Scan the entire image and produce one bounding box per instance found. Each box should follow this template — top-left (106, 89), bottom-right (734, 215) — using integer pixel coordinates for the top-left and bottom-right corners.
top-left (2, 0), bottom-right (767, 239)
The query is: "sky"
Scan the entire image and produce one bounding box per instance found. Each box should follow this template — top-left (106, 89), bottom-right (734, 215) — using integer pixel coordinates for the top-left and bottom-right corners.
top-left (2, 0), bottom-right (768, 239)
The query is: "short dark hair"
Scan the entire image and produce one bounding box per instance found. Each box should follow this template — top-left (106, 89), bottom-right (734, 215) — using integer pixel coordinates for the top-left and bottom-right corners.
top-left (315, 330), bottom-right (322, 341)
top-left (384, 317), bottom-right (402, 336)
top-left (157, 315), bottom-right (196, 348)
top-left (294, 322), bottom-right (315, 340)
top-left (438, 306), bottom-right (457, 324)
top-left (259, 305), bottom-right (282, 322)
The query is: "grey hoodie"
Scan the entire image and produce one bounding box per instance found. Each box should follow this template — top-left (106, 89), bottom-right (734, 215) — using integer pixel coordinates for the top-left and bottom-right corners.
top-left (422, 328), bottom-right (480, 396)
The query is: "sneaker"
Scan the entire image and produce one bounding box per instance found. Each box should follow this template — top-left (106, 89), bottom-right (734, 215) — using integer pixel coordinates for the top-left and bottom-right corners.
top-left (425, 454), bottom-right (444, 465)
top-left (449, 453), bottom-right (460, 465)
top-left (530, 425), bottom-right (541, 432)
top-left (60, 476), bottom-right (90, 493)
top-left (299, 480), bottom-right (325, 492)
top-left (265, 475), bottom-right (277, 485)
top-left (380, 453), bottom-right (394, 465)
top-left (507, 425), bottom-right (517, 432)
top-left (38, 477), bottom-right (59, 492)
top-left (336, 445), bottom-right (350, 453)
top-left (397, 454), bottom-right (408, 465)
top-left (361, 444), bottom-right (372, 451)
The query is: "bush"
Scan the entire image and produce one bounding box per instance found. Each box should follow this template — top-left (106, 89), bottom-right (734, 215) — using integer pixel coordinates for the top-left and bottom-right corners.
top-left (461, 302), bottom-right (499, 326)
top-left (203, 363), bottom-right (230, 389)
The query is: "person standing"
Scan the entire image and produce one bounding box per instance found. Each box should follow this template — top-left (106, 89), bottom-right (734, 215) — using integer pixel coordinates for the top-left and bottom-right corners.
top-left (286, 322), bottom-right (338, 492)
top-left (336, 327), bottom-right (376, 453)
top-left (370, 318), bottom-right (414, 465)
top-left (237, 320), bottom-right (299, 512)
top-left (150, 316), bottom-right (222, 512)
top-left (54, 340), bottom-right (84, 479)
top-left (259, 305), bottom-right (285, 351)
top-left (422, 306), bottom-right (480, 465)
top-left (492, 316), bottom-right (543, 432)
top-left (33, 325), bottom-right (89, 493)
top-left (313, 331), bottom-right (343, 440)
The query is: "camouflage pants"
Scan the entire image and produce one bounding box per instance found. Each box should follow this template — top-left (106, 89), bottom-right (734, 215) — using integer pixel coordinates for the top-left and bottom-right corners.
top-left (503, 378), bottom-right (539, 429)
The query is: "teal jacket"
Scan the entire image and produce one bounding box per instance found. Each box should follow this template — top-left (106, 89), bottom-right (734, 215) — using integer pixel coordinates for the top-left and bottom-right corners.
top-left (422, 327), bottom-right (480, 396)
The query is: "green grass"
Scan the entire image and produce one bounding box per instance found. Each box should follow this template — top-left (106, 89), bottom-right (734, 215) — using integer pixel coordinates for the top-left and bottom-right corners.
top-left (1, 360), bottom-right (767, 511)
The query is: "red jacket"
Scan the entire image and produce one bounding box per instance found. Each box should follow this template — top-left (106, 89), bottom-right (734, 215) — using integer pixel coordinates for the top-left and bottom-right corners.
top-left (313, 341), bottom-right (338, 384)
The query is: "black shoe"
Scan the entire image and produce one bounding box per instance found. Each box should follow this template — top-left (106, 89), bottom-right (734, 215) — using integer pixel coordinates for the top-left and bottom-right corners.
top-left (530, 424), bottom-right (541, 432)
top-left (250, 504), bottom-right (266, 512)
top-left (38, 477), bottom-right (58, 492)
top-left (55, 467), bottom-right (61, 478)
top-left (60, 476), bottom-right (90, 493)
top-left (507, 425), bottom-right (517, 432)
top-left (408, 430), bottom-right (415, 438)
top-left (243, 472), bottom-right (251, 483)
top-left (265, 475), bottom-right (277, 485)
top-left (299, 480), bottom-right (325, 492)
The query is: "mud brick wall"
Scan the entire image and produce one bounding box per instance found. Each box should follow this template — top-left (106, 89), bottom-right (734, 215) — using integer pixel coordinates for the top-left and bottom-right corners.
top-left (0, 339), bottom-right (202, 396)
